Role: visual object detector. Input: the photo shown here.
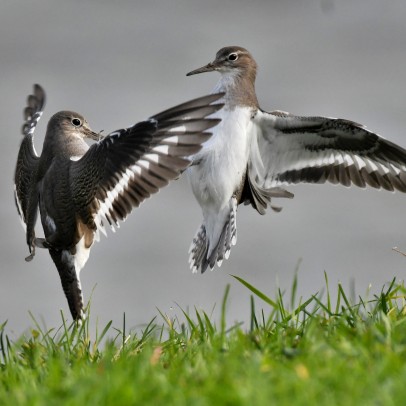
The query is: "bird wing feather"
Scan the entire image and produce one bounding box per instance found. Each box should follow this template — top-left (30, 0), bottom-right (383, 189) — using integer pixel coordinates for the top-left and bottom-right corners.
top-left (69, 93), bottom-right (224, 234)
top-left (250, 109), bottom-right (406, 192)
top-left (14, 84), bottom-right (46, 255)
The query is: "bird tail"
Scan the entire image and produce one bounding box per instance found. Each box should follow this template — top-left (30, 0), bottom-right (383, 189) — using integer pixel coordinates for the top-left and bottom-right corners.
top-left (49, 249), bottom-right (84, 321)
top-left (189, 199), bottom-right (237, 274)
top-left (189, 224), bottom-right (208, 273)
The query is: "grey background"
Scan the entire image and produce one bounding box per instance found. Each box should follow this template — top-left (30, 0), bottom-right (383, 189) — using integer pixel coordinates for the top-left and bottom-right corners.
top-left (1, 0), bottom-right (406, 337)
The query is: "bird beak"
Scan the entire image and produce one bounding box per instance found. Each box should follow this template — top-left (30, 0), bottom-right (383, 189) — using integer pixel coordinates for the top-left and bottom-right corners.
top-left (186, 62), bottom-right (217, 76)
top-left (83, 125), bottom-right (102, 141)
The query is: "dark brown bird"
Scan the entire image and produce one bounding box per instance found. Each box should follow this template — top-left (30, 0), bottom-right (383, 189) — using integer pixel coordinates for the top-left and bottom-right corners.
top-left (14, 84), bottom-right (223, 320)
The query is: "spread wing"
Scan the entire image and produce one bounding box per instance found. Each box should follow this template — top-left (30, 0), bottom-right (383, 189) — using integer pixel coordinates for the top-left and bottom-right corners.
top-left (70, 93), bottom-right (224, 235)
top-left (14, 84), bottom-right (45, 230)
top-left (250, 109), bottom-right (406, 192)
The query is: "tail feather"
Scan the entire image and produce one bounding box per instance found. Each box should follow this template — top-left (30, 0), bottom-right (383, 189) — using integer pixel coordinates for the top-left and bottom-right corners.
top-left (189, 225), bottom-right (209, 273)
top-left (189, 198), bottom-right (237, 273)
top-left (49, 249), bottom-right (84, 320)
top-left (208, 221), bottom-right (228, 269)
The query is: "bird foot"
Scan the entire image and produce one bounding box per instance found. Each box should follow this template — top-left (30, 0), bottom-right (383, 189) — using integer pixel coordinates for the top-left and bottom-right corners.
top-left (25, 244), bottom-right (36, 262)
top-left (24, 238), bottom-right (50, 262)
top-left (25, 252), bottom-right (35, 262)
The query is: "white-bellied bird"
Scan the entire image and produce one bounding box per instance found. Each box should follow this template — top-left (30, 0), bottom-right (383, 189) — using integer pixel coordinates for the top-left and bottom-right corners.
top-left (186, 46), bottom-right (406, 273)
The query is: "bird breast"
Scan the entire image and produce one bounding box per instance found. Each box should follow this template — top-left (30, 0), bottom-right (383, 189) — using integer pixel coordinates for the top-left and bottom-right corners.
top-left (187, 106), bottom-right (254, 210)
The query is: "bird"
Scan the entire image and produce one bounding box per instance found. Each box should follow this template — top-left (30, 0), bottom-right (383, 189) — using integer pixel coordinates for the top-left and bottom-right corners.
top-left (186, 45), bottom-right (406, 274)
top-left (14, 84), bottom-right (223, 320)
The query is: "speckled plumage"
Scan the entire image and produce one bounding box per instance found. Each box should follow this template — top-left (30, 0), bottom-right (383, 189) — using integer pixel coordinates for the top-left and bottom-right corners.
top-left (14, 84), bottom-right (223, 320)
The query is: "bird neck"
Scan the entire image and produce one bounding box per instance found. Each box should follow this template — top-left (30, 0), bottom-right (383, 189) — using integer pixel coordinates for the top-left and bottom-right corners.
top-left (43, 130), bottom-right (89, 159)
top-left (213, 69), bottom-right (259, 109)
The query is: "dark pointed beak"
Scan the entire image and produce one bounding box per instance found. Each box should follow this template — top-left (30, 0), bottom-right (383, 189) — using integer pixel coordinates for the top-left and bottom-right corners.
top-left (186, 62), bottom-right (217, 76)
top-left (83, 125), bottom-right (103, 141)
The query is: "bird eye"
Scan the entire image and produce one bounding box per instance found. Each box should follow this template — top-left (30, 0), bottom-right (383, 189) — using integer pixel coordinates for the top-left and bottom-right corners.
top-left (228, 53), bottom-right (238, 61)
top-left (71, 118), bottom-right (82, 127)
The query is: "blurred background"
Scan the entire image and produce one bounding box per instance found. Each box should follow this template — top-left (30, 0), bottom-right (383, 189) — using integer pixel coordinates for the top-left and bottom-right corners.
top-left (1, 0), bottom-right (406, 337)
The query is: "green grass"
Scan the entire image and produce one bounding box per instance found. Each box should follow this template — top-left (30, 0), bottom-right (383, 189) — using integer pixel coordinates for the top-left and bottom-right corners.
top-left (2, 274), bottom-right (406, 405)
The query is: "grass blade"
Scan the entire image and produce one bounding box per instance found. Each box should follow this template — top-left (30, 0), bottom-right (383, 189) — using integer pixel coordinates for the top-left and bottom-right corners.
top-left (231, 275), bottom-right (278, 309)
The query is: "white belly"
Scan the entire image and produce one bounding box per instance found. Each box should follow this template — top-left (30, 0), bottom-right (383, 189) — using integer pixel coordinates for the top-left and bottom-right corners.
top-left (188, 107), bottom-right (254, 211)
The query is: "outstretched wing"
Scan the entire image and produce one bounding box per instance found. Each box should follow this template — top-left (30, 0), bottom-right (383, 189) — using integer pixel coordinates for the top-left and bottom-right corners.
top-left (14, 84), bottom-right (45, 230)
top-left (70, 93), bottom-right (224, 234)
top-left (251, 109), bottom-right (406, 192)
